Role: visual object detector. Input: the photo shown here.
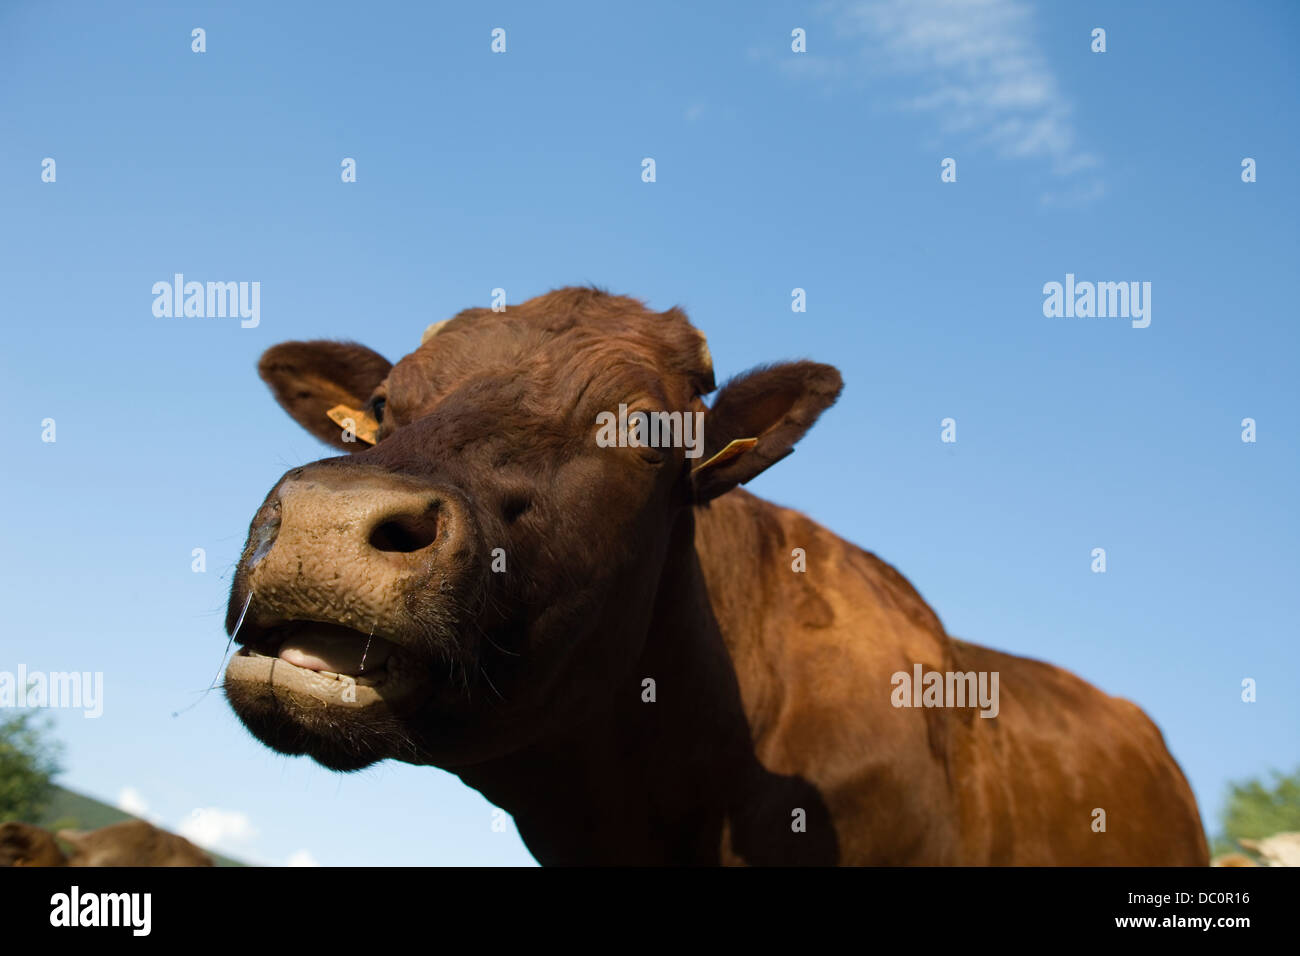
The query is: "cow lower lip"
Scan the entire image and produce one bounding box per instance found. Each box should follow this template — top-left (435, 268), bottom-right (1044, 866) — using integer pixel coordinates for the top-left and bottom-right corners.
top-left (228, 620), bottom-right (419, 706)
top-left (226, 643), bottom-right (422, 709)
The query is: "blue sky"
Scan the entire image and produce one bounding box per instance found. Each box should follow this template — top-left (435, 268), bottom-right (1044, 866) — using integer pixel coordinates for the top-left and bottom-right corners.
top-left (1, 0), bottom-right (1295, 866)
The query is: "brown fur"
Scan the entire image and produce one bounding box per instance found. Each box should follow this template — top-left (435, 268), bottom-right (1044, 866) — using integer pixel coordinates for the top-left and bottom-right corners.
top-left (1, 820), bottom-right (213, 867)
top-left (0, 822), bottom-right (67, 866)
top-left (224, 286), bottom-right (1208, 865)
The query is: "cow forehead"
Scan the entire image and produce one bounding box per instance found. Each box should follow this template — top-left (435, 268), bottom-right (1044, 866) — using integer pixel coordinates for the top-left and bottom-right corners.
top-left (388, 289), bottom-right (710, 411)
top-left (415, 290), bottom-right (688, 360)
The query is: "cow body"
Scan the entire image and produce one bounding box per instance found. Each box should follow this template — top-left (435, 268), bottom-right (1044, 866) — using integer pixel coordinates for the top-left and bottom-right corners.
top-left (223, 287), bottom-right (1208, 866)
top-left (458, 489), bottom-right (1208, 865)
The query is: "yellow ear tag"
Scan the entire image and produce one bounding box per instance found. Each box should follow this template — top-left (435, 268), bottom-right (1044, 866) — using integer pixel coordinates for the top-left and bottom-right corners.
top-left (691, 436), bottom-right (758, 474)
top-left (325, 404), bottom-right (380, 445)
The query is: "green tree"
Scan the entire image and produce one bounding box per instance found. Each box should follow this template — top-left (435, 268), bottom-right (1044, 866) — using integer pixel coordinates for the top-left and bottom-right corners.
top-left (1213, 766), bottom-right (1300, 858)
top-left (0, 713), bottom-right (63, 823)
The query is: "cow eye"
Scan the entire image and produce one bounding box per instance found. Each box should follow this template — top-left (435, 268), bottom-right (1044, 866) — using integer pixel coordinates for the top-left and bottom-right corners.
top-left (371, 398), bottom-right (386, 424)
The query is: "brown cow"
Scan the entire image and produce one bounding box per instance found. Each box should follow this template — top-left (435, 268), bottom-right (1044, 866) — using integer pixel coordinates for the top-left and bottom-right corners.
top-left (0, 822), bottom-right (67, 866)
top-left (0, 820), bottom-right (213, 866)
top-left (223, 287), bottom-right (1208, 865)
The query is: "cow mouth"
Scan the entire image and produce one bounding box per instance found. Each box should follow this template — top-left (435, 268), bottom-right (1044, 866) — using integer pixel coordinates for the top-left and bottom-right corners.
top-left (225, 620), bottom-right (424, 709)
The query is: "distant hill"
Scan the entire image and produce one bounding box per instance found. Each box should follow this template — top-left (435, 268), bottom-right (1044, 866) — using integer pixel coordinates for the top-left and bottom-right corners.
top-left (35, 785), bottom-right (248, 867)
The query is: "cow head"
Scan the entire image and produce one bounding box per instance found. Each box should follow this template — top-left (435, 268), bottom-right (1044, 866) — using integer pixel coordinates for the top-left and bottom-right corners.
top-left (0, 822), bottom-right (67, 866)
top-left (224, 288), bottom-right (841, 771)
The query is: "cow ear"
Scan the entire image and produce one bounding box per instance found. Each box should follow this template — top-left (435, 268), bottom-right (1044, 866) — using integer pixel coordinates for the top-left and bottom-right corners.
top-left (691, 361), bottom-right (842, 503)
top-left (1, 823), bottom-right (63, 866)
top-left (258, 341), bottom-right (392, 452)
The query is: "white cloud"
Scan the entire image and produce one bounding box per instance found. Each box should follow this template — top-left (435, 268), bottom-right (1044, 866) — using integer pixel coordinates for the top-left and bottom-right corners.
top-left (116, 786), bottom-right (149, 816)
top-left (114, 794), bottom-right (321, 866)
top-left (116, 786), bottom-right (162, 824)
top-left (178, 807), bottom-right (258, 850)
top-left (785, 0), bottom-right (1102, 192)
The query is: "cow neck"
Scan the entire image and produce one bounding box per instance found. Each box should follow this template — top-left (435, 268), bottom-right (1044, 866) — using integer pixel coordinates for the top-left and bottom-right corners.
top-left (454, 490), bottom-right (790, 864)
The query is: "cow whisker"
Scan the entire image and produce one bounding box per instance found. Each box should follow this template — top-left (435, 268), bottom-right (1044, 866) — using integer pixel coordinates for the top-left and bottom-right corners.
top-left (173, 590), bottom-right (254, 718)
top-left (478, 664), bottom-right (505, 703)
top-left (482, 632), bottom-right (520, 658)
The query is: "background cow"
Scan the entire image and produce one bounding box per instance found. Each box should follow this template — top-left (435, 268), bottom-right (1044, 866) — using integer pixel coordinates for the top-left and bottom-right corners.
top-left (0, 822), bottom-right (67, 867)
top-left (0, 820), bottom-right (213, 867)
top-left (223, 287), bottom-right (1208, 865)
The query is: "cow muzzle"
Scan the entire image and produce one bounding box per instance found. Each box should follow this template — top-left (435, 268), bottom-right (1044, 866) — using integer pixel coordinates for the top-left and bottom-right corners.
top-left (224, 465), bottom-right (478, 711)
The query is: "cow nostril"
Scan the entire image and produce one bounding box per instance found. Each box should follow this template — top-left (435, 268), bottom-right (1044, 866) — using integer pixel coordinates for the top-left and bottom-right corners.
top-left (248, 513), bottom-right (281, 568)
top-left (369, 510), bottom-right (440, 554)
top-left (503, 496), bottom-right (531, 524)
